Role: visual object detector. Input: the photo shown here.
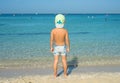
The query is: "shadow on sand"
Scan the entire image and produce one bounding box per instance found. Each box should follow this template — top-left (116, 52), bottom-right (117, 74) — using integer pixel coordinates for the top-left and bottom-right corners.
top-left (57, 56), bottom-right (78, 76)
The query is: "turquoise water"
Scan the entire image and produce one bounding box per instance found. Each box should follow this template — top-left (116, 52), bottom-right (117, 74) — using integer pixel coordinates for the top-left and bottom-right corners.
top-left (0, 14), bottom-right (120, 59)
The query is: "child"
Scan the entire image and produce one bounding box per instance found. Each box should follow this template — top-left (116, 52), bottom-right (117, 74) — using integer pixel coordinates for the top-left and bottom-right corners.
top-left (50, 14), bottom-right (70, 77)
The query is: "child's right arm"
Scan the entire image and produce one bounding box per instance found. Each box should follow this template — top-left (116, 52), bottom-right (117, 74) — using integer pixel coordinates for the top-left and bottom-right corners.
top-left (50, 30), bottom-right (54, 52)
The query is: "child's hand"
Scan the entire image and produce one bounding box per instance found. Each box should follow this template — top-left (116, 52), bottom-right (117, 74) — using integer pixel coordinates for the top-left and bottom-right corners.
top-left (50, 48), bottom-right (54, 52)
top-left (66, 48), bottom-right (70, 52)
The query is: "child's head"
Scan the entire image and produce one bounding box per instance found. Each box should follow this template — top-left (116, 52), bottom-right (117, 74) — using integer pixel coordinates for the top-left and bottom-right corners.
top-left (55, 14), bottom-right (65, 28)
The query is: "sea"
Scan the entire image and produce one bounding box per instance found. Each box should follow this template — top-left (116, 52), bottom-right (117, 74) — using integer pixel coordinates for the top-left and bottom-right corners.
top-left (0, 14), bottom-right (120, 61)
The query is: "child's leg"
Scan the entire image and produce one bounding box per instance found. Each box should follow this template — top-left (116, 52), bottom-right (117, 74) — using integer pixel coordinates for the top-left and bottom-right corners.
top-left (53, 55), bottom-right (59, 77)
top-left (62, 55), bottom-right (67, 77)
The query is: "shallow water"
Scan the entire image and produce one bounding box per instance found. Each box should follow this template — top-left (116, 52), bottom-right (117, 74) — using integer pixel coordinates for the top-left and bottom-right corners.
top-left (0, 14), bottom-right (120, 61)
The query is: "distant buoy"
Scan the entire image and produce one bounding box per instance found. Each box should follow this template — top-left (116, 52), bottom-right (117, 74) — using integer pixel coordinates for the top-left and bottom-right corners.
top-left (92, 16), bottom-right (94, 19)
top-left (88, 16), bottom-right (90, 18)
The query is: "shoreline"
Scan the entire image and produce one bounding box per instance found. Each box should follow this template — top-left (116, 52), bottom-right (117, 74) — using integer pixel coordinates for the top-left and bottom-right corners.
top-left (0, 55), bottom-right (120, 69)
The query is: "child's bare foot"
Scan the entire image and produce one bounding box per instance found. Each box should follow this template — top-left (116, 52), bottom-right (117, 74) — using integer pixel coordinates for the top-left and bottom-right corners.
top-left (64, 74), bottom-right (68, 78)
top-left (54, 74), bottom-right (57, 78)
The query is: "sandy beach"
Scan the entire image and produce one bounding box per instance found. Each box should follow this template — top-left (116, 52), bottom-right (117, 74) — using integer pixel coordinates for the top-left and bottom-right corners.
top-left (0, 72), bottom-right (120, 83)
top-left (0, 56), bottom-right (120, 83)
top-left (0, 65), bottom-right (120, 83)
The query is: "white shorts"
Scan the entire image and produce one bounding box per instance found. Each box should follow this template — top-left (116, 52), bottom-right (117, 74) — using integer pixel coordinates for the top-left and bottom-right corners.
top-left (53, 45), bottom-right (66, 56)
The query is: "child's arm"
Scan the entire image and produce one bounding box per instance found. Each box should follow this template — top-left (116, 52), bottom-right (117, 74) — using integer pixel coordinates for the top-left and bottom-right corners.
top-left (50, 30), bottom-right (54, 52)
top-left (65, 30), bottom-right (70, 52)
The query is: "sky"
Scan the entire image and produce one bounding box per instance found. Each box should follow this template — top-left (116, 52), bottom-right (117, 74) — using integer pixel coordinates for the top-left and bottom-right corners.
top-left (0, 0), bottom-right (120, 14)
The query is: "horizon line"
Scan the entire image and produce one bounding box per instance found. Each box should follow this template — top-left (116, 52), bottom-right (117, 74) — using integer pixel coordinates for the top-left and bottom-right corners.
top-left (0, 13), bottom-right (120, 15)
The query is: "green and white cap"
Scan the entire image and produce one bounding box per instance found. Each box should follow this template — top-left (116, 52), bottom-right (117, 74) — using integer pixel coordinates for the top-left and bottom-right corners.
top-left (55, 14), bottom-right (65, 28)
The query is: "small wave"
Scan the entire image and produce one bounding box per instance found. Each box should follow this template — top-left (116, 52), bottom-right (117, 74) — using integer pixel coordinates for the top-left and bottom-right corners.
top-left (0, 23), bottom-right (6, 26)
top-left (70, 32), bottom-right (90, 35)
top-left (0, 32), bottom-right (90, 36)
top-left (111, 19), bottom-right (120, 22)
top-left (0, 32), bottom-right (50, 36)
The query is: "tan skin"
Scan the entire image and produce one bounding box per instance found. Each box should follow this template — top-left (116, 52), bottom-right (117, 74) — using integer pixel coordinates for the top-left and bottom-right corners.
top-left (50, 28), bottom-right (70, 78)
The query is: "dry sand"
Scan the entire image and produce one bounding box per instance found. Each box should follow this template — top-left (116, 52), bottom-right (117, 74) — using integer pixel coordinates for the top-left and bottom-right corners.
top-left (0, 73), bottom-right (120, 83)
